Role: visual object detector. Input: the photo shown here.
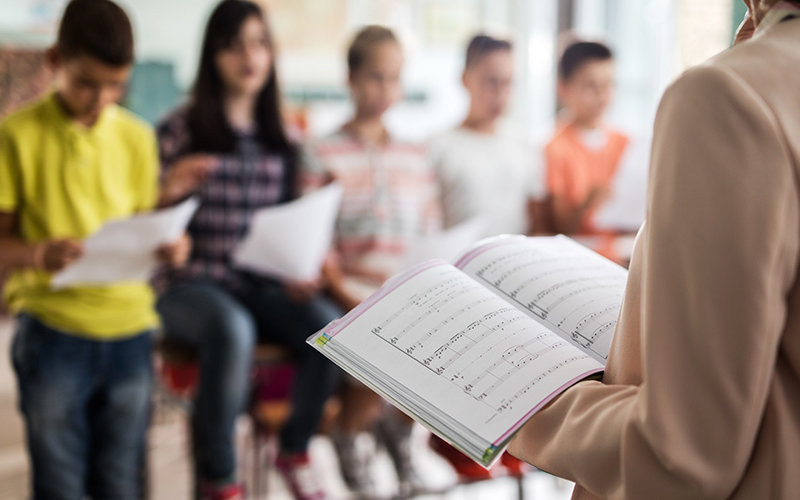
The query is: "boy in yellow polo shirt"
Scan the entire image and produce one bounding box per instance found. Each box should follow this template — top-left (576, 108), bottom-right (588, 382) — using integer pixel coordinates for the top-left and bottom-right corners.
top-left (0, 1), bottom-right (189, 498)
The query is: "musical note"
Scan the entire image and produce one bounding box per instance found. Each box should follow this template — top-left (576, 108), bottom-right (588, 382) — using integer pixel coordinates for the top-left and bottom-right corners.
top-left (458, 236), bottom-right (627, 364)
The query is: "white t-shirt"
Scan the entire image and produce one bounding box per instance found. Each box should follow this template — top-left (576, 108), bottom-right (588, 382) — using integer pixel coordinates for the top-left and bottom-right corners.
top-left (429, 126), bottom-right (545, 237)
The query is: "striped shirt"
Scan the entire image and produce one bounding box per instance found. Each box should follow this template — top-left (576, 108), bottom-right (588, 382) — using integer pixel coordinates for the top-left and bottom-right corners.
top-left (302, 128), bottom-right (442, 287)
top-left (156, 106), bottom-right (291, 292)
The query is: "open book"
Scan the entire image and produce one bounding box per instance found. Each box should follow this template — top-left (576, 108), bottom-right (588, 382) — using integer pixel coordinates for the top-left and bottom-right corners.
top-left (307, 235), bottom-right (627, 467)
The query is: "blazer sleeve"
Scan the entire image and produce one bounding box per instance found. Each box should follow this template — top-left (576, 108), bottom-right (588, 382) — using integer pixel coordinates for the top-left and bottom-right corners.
top-left (508, 63), bottom-right (800, 499)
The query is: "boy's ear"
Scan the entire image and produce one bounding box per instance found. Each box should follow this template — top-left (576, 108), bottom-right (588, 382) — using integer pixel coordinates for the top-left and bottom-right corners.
top-left (461, 70), bottom-right (468, 88)
top-left (556, 78), bottom-right (568, 102)
top-left (46, 46), bottom-right (61, 69)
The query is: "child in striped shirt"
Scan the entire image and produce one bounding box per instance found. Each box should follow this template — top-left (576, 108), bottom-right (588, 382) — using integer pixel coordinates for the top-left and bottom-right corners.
top-left (302, 26), bottom-right (442, 497)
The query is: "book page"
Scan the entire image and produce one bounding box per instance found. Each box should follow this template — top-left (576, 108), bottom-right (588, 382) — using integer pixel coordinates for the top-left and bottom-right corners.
top-left (456, 235), bottom-right (628, 363)
top-left (310, 260), bottom-right (603, 463)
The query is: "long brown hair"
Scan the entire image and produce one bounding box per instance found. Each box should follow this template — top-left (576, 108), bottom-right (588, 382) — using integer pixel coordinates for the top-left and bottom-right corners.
top-left (188, 0), bottom-right (297, 188)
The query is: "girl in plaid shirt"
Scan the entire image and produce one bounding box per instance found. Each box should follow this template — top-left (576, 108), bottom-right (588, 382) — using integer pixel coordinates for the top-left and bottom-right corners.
top-left (155, 2), bottom-right (339, 499)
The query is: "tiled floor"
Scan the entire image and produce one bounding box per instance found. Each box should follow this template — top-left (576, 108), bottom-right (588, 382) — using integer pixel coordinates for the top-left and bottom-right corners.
top-left (0, 319), bottom-right (573, 499)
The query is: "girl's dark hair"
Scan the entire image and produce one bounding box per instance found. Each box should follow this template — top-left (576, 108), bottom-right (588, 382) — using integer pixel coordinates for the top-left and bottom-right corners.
top-left (465, 34), bottom-right (512, 68)
top-left (188, 0), bottom-right (297, 191)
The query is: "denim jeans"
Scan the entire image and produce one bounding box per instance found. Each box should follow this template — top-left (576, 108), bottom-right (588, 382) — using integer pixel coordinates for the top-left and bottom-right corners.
top-left (11, 314), bottom-right (153, 500)
top-left (156, 280), bottom-right (341, 482)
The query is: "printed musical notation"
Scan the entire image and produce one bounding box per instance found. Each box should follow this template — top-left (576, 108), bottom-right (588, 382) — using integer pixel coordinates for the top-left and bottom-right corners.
top-left (367, 265), bottom-right (595, 418)
top-left (459, 237), bottom-right (627, 362)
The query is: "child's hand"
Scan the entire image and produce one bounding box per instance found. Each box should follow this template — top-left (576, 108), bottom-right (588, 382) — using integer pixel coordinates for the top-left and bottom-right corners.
top-left (39, 239), bottom-right (84, 272)
top-left (161, 155), bottom-right (218, 205)
top-left (284, 278), bottom-right (323, 303)
top-left (320, 251), bottom-right (343, 286)
top-left (156, 233), bottom-right (192, 268)
top-left (320, 253), bottom-right (363, 311)
top-left (587, 185), bottom-right (612, 208)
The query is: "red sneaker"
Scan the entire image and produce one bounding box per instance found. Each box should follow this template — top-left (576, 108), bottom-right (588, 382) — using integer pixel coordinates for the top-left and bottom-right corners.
top-left (500, 452), bottom-right (529, 477)
top-left (198, 481), bottom-right (244, 500)
top-left (275, 452), bottom-right (327, 500)
top-left (429, 434), bottom-right (494, 483)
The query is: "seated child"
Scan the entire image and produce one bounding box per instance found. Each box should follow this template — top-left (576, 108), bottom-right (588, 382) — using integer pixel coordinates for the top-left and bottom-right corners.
top-left (545, 41), bottom-right (630, 236)
top-left (155, 2), bottom-right (341, 499)
top-left (302, 26), bottom-right (442, 497)
top-left (430, 34), bottom-right (546, 238)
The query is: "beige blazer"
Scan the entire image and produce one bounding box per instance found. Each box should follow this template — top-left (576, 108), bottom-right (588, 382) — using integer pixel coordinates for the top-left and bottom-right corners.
top-left (509, 17), bottom-right (800, 499)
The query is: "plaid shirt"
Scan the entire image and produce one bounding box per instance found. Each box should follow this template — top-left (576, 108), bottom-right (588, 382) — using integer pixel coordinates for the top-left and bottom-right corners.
top-left (156, 107), bottom-right (289, 292)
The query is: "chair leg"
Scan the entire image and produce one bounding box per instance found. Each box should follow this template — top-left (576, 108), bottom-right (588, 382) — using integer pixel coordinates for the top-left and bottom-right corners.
top-left (516, 474), bottom-right (525, 500)
top-left (250, 420), bottom-right (271, 499)
top-left (251, 423), bottom-right (261, 498)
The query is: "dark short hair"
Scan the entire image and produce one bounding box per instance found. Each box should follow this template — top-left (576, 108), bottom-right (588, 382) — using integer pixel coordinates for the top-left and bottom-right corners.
top-left (559, 41), bottom-right (613, 81)
top-left (57, 0), bottom-right (134, 66)
top-left (465, 34), bottom-right (512, 68)
top-left (347, 25), bottom-right (399, 75)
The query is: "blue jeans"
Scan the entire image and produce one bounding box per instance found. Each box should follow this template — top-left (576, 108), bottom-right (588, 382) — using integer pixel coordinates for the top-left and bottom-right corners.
top-left (11, 314), bottom-right (153, 500)
top-left (156, 280), bottom-right (341, 482)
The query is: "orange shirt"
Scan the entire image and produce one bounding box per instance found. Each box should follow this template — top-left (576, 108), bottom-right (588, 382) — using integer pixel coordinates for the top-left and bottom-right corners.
top-left (545, 123), bottom-right (629, 233)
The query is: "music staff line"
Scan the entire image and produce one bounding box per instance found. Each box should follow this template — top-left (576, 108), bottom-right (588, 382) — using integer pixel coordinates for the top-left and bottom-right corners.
top-left (473, 266), bottom-right (623, 357)
top-left (371, 290), bottom-right (568, 413)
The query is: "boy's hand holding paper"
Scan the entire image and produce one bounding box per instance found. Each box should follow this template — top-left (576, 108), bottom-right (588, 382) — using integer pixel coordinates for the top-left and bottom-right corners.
top-left (50, 197), bottom-right (200, 288)
top-left (36, 238), bottom-right (85, 273)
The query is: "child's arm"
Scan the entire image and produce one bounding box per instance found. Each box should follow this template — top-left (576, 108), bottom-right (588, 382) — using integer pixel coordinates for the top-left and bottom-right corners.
top-left (526, 197), bottom-right (553, 235)
top-left (0, 124), bottom-right (83, 273)
top-left (155, 232), bottom-right (192, 269)
top-left (158, 155), bottom-right (218, 207)
top-left (155, 111), bottom-right (219, 207)
top-left (549, 186), bottom-right (610, 234)
top-left (0, 212), bottom-right (83, 273)
top-left (321, 253), bottom-right (361, 311)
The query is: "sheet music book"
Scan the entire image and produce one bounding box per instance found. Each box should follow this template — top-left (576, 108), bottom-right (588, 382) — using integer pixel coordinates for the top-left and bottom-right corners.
top-left (308, 235), bottom-right (626, 467)
top-left (51, 197), bottom-right (199, 289)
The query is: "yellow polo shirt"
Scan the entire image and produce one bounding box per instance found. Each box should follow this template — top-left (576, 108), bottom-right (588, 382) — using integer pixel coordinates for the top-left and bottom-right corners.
top-left (0, 93), bottom-right (160, 339)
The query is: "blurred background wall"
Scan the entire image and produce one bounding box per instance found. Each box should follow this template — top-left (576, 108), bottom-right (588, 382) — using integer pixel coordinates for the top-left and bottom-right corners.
top-left (1, 0), bottom-right (746, 142)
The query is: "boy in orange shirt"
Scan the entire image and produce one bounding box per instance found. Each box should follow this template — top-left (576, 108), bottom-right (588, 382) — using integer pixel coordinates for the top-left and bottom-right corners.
top-left (545, 41), bottom-right (629, 236)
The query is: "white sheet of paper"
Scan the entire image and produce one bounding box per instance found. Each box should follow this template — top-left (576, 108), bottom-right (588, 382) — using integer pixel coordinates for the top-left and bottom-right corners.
top-left (593, 135), bottom-right (649, 231)
top-left (231, 183), bottom-right (343, 281)
top-left (51, 198), bottom-right (199, 289)
top-left (401, 217), bottom-right (485, 269)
